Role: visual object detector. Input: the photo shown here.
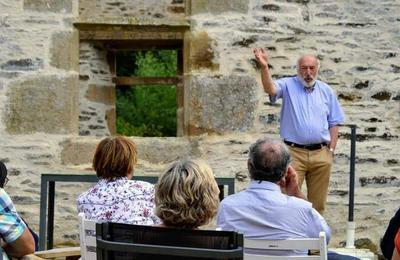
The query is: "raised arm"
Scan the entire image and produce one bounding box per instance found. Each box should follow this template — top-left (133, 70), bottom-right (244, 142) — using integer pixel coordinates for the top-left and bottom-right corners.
top-left (253, 48), bottom-right (277, 97)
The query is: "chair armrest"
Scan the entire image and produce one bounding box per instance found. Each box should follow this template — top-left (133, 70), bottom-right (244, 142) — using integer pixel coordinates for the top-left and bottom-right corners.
top-left (21, 254), bottom-right (46, 260)
top-left (32, 246), bottom-right (81, 259)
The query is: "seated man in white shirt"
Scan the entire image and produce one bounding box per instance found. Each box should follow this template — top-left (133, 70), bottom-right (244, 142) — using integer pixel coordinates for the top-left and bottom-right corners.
top-left (217, 138), bottom-right (358, 259)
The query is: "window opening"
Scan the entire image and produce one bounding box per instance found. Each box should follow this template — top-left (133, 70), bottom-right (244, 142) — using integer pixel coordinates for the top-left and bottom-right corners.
top-left (115, 50), bottom-right (178, 137)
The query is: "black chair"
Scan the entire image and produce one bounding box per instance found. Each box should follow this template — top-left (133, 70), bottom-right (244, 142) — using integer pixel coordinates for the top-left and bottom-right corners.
top-left (95, 222), bottom-right (243, 260)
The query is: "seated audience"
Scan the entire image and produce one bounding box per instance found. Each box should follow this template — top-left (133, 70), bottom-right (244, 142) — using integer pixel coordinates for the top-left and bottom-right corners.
top-left (103, 160), bottom-right (225, 260)
top-left (0, 188), bottom-right (35, 258)
top-left (381, 208), bottom-right (400, 259)
top-left (77, 136), bottom-right (160, 225)
top-left (155, 160), bottom-right (220, 229)
top-left (217, 138), bottom-right (358, 259)
top-left (0, 161), bottom-right (39, 251)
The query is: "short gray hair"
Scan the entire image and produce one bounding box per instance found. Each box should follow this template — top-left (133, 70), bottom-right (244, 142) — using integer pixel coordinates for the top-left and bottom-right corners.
top-left (248, 138), bottom-right (291, 182)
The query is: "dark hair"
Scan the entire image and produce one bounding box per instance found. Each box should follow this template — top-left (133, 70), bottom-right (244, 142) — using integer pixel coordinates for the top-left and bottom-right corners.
top-left (93, 136), bottom-right (137, 179)
top-left (248, 138), bottom-right (291, 182)
top-left (0, 161), bottom-right (8, 188)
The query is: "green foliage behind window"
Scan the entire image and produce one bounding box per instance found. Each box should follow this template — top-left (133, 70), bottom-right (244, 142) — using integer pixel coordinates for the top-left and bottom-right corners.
top-left (116, 50), bottom-right (177, 137)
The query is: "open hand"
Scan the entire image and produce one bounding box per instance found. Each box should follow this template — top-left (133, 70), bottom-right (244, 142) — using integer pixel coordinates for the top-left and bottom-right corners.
top-left (253, 48), bottom-right (269, 69)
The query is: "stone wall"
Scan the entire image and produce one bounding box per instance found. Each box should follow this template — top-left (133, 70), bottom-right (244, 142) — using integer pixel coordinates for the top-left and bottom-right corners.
top-left (0, 0), bottom-right (398, 256)
top-left (0, 0), bottom-right (79, 134)
top-left (79, 0), bottom-right (186, 23)
top-left (187, 0), bottom-right (400, 251)
top-left (79, 42), bottom-right (115, 136)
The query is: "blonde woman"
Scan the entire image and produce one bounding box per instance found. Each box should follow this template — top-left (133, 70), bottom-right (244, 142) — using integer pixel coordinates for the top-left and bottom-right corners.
top-left (155, 160), bottom-right (219, 229)
top-left (77, 136), bottom-right (160, 225)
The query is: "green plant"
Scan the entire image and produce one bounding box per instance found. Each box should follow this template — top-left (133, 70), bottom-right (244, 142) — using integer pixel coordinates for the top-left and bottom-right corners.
top-left (116, 50), bottom-right (177, 137)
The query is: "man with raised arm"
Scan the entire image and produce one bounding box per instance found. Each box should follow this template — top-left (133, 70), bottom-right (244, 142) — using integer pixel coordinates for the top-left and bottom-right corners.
top-left (253, 48), bottom-right (345, 215)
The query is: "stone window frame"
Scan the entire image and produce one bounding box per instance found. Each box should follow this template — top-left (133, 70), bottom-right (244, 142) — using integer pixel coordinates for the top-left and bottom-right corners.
top-left (75, 23), bottom-right (188, 136)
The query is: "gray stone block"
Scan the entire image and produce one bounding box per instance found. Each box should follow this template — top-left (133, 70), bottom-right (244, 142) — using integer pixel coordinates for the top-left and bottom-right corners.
top-left (187, 75), bottom-right (258, 134)
top-left (60, 138), bottom-right (98, 165)
top-left (134, 137), bottom-right (197, 164)
top-left (50, 31), bottom-right (79, 71)
top-left (4, 74), bottom-right (79, 134)
top-left (23, 0), bottom-right (72, 13)
top-left (60, 137), bottom-right (199, 165)
top-left (85, 84), bottom-right (115, 105)
top-left (188, 32), bottom-right (219, 71)
top-left (191, 0), bottom-right (249, 15)
top-left (0, 58), bottom-right (43, 71)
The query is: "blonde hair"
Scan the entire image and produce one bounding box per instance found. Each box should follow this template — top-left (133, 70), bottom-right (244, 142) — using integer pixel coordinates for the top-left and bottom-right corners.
top-left (92, 136), bottom-right (137, 179)
top-left (155, 160), bottom-right (220, 229)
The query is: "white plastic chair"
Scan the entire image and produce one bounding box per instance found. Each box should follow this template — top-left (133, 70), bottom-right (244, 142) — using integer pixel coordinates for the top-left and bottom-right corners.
top-left (28, 213), bottom-right (93, 259)
top-left (244, 231), bottom-right (327, 260)
top-left (78, 212), bottom-right (96, 260)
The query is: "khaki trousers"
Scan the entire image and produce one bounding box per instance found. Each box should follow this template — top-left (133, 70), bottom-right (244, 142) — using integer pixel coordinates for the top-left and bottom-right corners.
top-left (287, 145), bottom-right (333, 215)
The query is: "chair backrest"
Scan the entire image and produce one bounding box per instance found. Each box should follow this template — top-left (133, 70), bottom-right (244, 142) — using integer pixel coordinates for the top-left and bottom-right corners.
top-left (78, 212), bottom-right (97, 260)
top-left (95, 222), bottom-right (244, 260)
top-left (244, 232), bottom-right (327, 260)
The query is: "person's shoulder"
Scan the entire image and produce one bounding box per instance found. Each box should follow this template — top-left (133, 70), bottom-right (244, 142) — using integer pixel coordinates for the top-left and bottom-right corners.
top-left (77, 181), bottom-right (104, 200)
top-left (220, 190), bottom-right (247, 206)
top-left (286, 195), bottom-right (313, 209)
top-left (0, 188), bottom-right (13, 206)
top-left (128, 179), bottom-right (155, 190)
top-left (276, 75), bottom-right (297, 84)
top-left (392, 207), bottom-right (400, 219)
top-left (316, 80), bottom-right (334, 91)
top-left (0, 188), bottom-right (8, 196)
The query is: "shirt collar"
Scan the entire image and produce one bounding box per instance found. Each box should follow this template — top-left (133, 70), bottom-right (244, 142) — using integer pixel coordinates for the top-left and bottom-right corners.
top-left (304, 85), bottom-right (315, 93)
top-left (99, 176), bottom-right (128, 184)
top-left (248, 180), bottom-right (282, 191)
top-left (295, 76), bottom-right (317, 93)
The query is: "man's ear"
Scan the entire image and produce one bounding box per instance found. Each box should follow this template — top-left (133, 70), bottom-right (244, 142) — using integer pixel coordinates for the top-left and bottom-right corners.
top-left (279, 170), bottom-right (288, 182)
top-left (247, 160), bottom-right (252, 171)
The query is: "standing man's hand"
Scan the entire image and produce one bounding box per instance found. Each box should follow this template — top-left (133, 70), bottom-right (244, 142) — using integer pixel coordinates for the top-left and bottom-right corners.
top-left (253, 48), bottom-right (269, 70)
top-left (253, 48), bottom-right (277, 96)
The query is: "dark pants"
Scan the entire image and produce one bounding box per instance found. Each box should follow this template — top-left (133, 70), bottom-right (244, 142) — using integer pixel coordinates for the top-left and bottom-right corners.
top-left (328, 251), bottom-right (361, 260)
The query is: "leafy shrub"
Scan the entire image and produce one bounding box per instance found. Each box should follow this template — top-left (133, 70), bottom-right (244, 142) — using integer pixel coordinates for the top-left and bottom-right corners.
top-left (116, 50), bottom-right (177, 137)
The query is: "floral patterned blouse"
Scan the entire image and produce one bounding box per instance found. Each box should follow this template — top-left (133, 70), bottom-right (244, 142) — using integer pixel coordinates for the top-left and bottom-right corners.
top-left (77, 177), bottom-right (161, 225)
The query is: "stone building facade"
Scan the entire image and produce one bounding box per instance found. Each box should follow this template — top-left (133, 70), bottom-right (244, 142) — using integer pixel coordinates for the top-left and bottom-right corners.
top-left (0, 0), bottom-right (399, 254)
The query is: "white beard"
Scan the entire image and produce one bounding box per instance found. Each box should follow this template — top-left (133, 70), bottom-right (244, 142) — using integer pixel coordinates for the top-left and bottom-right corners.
top-left (298, 75), bottom-right (316, 88)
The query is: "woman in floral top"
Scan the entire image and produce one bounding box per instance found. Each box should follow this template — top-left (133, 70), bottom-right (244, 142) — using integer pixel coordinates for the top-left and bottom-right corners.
top-left (77, 136), bottom-right (160, 225)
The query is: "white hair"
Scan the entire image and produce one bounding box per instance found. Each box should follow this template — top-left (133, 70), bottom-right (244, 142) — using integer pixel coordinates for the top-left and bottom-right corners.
top-left (296, 55), bottom-right (321, 72)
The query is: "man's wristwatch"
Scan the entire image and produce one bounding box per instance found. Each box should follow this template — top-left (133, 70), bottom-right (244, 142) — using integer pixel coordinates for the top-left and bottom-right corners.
top-left (329, 147), bottom-right (335, 153)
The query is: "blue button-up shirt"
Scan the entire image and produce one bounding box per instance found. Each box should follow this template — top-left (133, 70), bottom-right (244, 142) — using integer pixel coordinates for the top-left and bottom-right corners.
top-left (217, 181), bottom-right (331, 256)
top-left (271, 76), bottom-right (345, 145)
